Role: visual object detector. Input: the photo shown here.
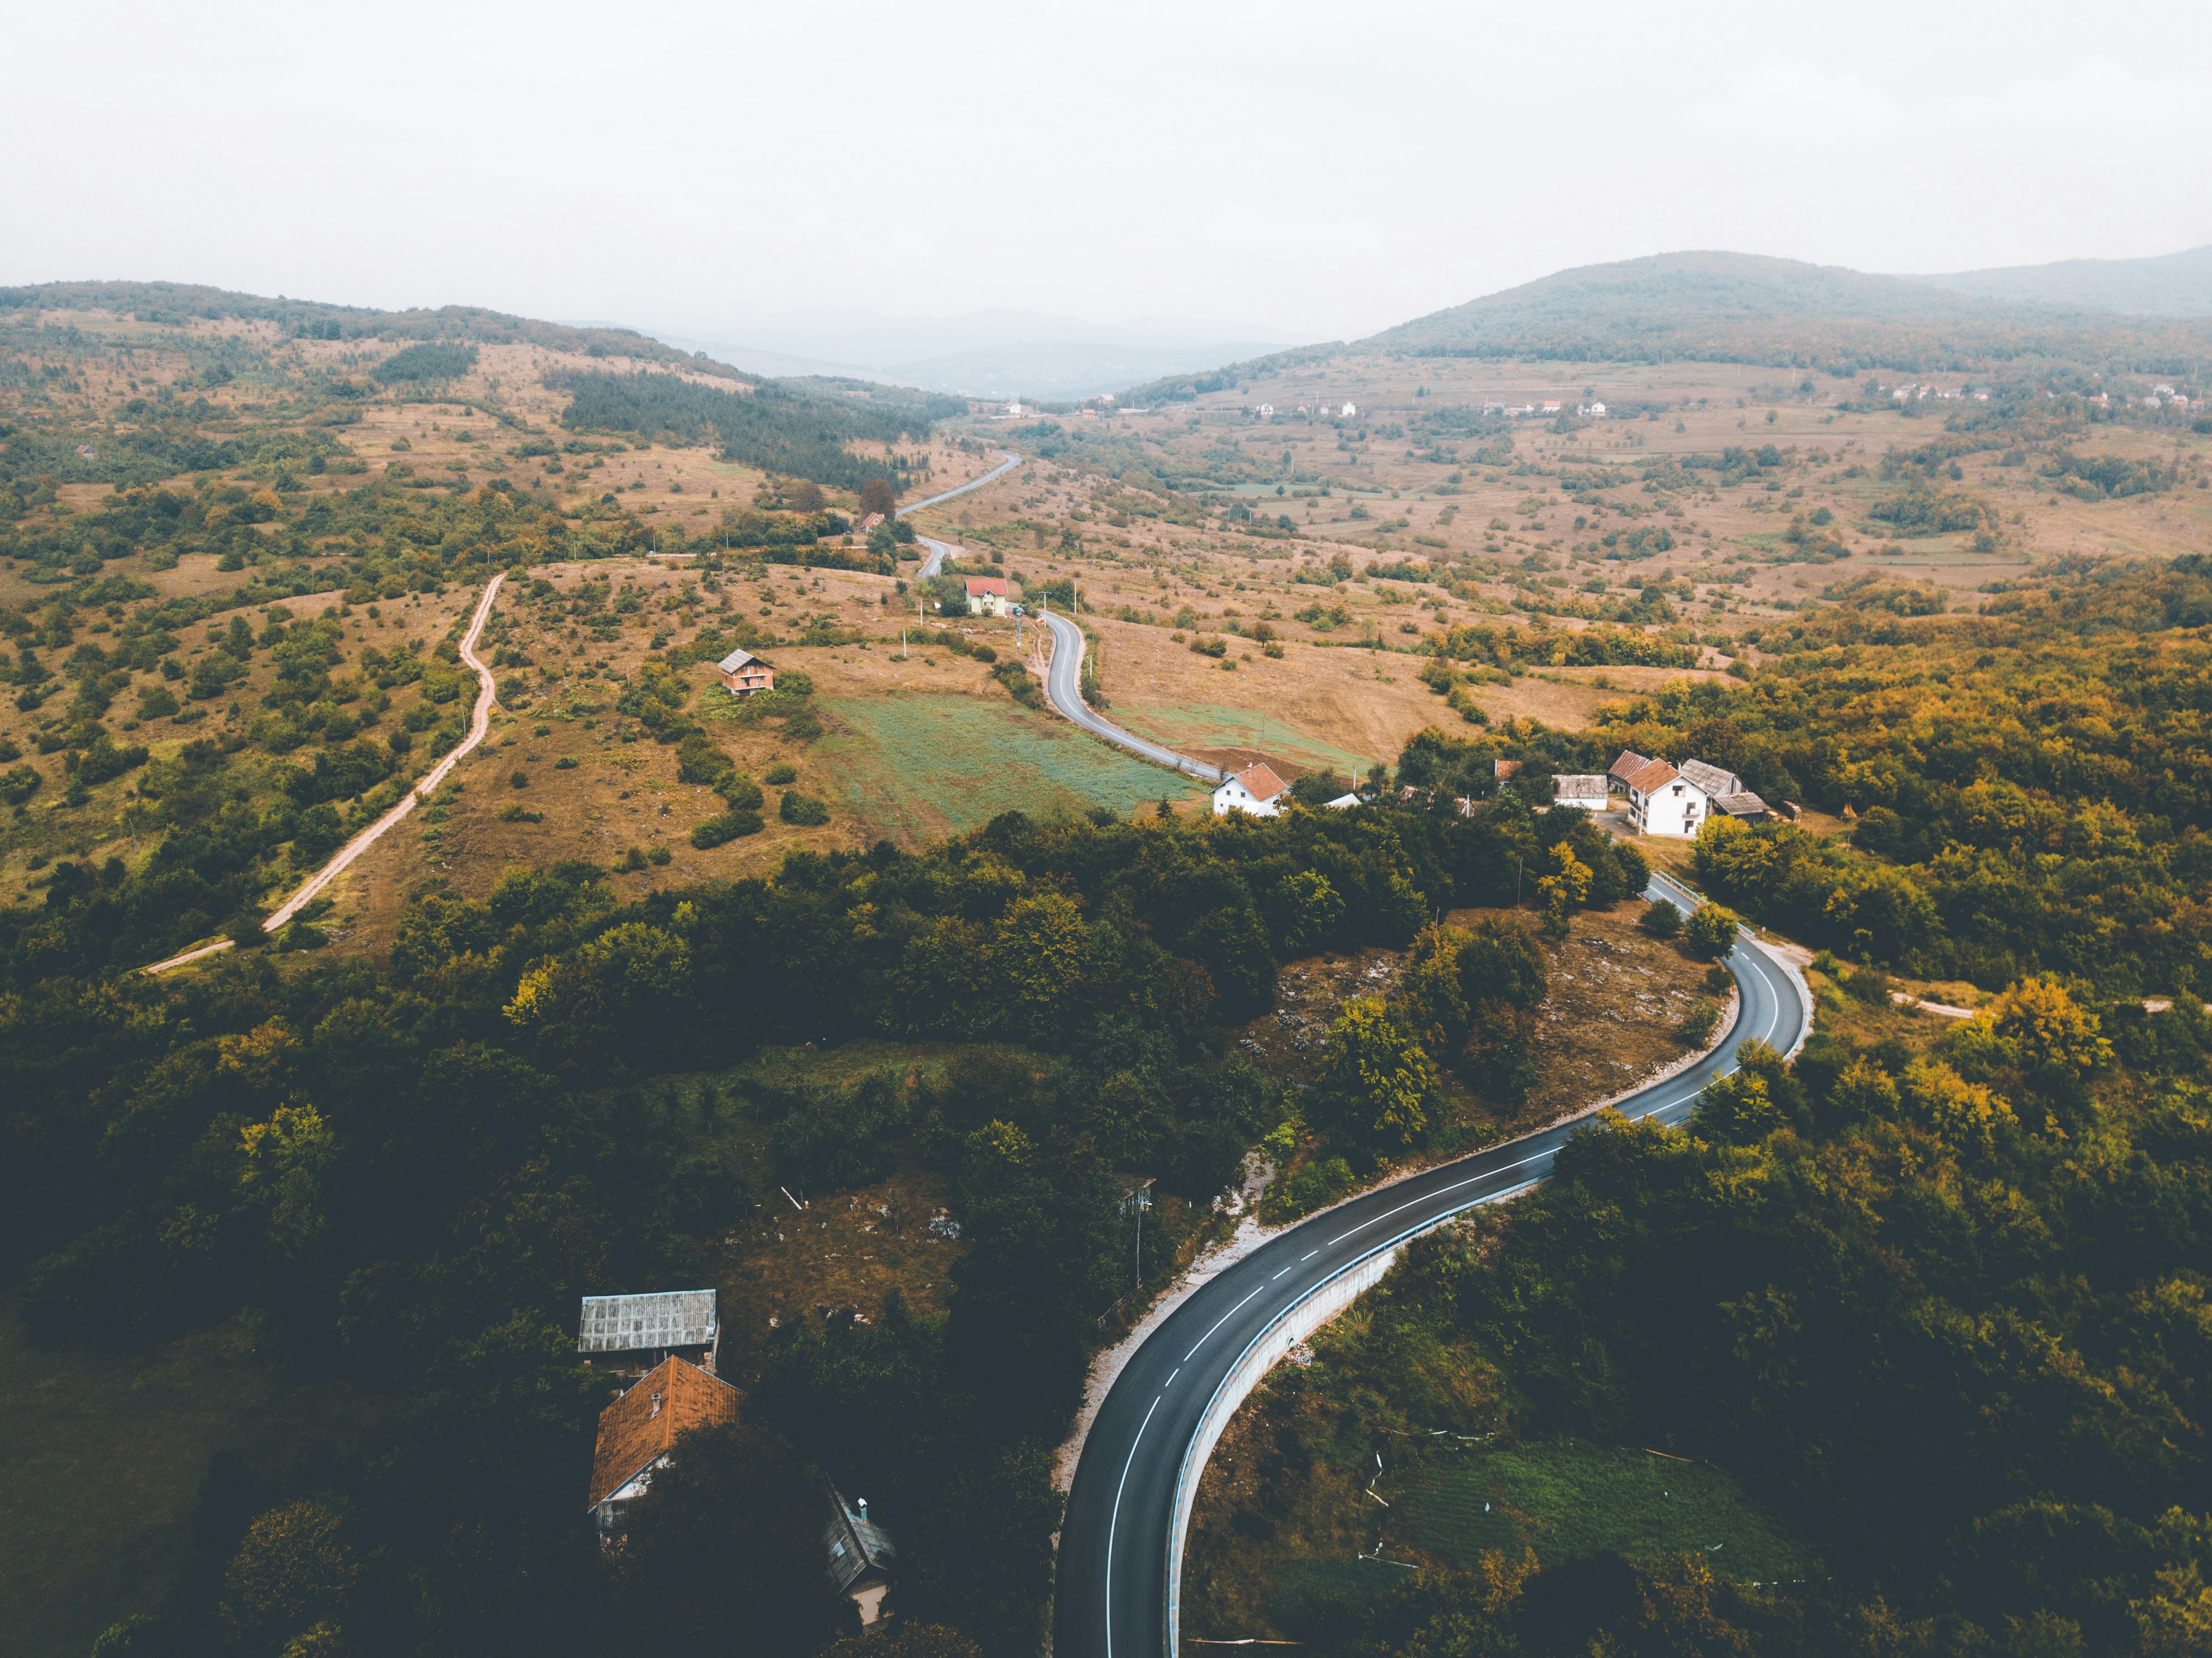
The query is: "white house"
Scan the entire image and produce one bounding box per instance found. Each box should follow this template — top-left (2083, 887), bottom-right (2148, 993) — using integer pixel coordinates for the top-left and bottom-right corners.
top-left (1255, 402), bottom-right (1274, 419)
top-left (1341, 402), bottom-right (1356, 418)
top-left (1212, 763), bottom-right (1290, 818)
top-left (1621, 755), bottom-right (1769, 837)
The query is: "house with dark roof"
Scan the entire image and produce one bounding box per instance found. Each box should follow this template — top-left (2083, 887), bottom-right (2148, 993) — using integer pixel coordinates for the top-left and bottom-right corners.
top-left (585, 1355), bottom-right (744, 1537)
top-left (824, 1483), bottom-right (898, 1624)
top-left (578, 1289), bottom-right (720, 1378)
top-left (1608, 750), bottom-right (1651, 789)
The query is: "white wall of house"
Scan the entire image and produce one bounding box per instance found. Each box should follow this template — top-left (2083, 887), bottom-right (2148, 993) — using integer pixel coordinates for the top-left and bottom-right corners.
top-left (1631, 778), bottom-right (1713, 837)
top-left (1212, 779), bottom-right (1281, 817)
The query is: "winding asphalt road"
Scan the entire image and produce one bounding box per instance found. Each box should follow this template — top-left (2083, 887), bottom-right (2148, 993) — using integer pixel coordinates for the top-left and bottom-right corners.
top-left (1053, 870), bottom-right (1809, 1658)
top-left (902, 448), bottom-right (1021, 577)
top-left (1037, 610), bottom-right (1227, 784)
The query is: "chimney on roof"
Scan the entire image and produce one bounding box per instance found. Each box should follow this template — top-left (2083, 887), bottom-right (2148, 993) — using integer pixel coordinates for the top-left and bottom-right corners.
top-left (858, 1498), bottom-right (869, 1520)
top-left (650, 1391), bottom-right (662, 1418)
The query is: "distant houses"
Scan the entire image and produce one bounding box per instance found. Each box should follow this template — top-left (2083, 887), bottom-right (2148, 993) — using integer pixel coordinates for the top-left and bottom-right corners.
top-left (1212, 763), bottom-right (1290, 817)
top-left (718, 648), bottom-right (775, 697)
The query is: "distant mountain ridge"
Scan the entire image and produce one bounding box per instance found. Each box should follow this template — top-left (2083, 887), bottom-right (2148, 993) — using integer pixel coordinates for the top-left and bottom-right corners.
top-left (1903, 244), bottom-right (2212, 318)
top-left (1121, 248), bottom-right (2212, 402)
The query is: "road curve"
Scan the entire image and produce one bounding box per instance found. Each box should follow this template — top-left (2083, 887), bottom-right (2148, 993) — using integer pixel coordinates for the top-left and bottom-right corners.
top-left (144, 574), bottom-right (506, 974)
top-left (1037, 610), bottom-right (1227, 784)
top-left (1052, 869), bottom-right (1809, 1658)
top-left (903, 448), bottom-right (1022, 580)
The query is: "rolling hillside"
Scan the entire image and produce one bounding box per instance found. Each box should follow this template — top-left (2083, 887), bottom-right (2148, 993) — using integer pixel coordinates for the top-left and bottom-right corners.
top-left (1124, 248), bottom-right (2212, 398)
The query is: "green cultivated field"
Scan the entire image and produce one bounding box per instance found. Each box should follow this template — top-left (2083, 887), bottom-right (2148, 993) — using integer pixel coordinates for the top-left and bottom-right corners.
top-left (1392, 1437), bottom-right (1811, 1581)
top-left (818, 694), bottom-right (1204, 838)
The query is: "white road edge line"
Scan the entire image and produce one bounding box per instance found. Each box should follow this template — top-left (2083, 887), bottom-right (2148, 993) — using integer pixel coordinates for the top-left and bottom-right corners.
top-left (1105, 1393), bottom-right (1164, 1658)
top-left (1326, 1148), bottom-right (1552, 1246)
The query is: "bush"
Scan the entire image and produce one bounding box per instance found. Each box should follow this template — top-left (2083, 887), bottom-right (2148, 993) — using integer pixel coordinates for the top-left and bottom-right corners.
top-left (1844, 964), bottom-right (1895, 1005)
top-left (691, 810), bottom-right (764, 848)
top-left (1638, 897), bottom-right (1682, 938)
top-left (780, 791), bottom-right (830, 826)
top-left (647, 844), bottom-right (672, 865)
top-left (509, 769), bottom-right (529, 790)
top-left (498, 804), bottom-right (542, 823)
top-left (1686, 903), bottom-right (1739, 958)
top-left (554, 756), bottom-right (578, 770)
top-left (764, 761), bottom-right (797, 785)
top-left (1262, 1155), bottom-right (1355, 1222)
top-left (1678, 1002), bottom-right (1721, 1046)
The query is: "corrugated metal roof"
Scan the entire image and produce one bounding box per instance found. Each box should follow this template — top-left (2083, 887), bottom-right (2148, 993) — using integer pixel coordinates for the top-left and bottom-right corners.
top-left (1714, 791), bottom-right (1769, 817)
top-left (578, 1289), bottom-right (718, 1354)
top-left (1678, 759), bottom-right (1742, 797)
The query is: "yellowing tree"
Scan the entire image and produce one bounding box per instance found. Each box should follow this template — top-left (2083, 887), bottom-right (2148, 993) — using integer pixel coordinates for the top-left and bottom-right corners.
top-left (1314, 996), bottom-right (1436, 1151)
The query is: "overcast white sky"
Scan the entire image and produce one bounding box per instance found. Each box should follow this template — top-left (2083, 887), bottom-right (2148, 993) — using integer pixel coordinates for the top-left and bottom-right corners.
top-left (8, 0), bottom-right (2209, 344)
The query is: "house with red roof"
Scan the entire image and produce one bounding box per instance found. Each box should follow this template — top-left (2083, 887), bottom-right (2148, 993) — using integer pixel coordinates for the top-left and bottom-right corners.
top-left (1212, 763), bottom-right (1289, 818)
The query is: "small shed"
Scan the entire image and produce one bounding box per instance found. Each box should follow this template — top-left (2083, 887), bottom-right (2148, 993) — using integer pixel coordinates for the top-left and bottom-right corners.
top-left (718, 648), bottom-right (775, 697)
top-left (578, 1289), bottom-right (720, 1378)
top-left (1552, 774), bottom-right (1607, 806)
top-left (1713, 791), bottom-right (1771, 825)
top-left (824, 1483), bottom-right (898, 1623)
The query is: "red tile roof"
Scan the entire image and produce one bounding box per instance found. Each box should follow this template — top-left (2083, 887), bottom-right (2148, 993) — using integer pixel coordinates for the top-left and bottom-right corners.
top-left (586, 1357), bottom-right (743, 1509)
top-left (965, 576), bottom-right (1010, 597)
top-left (1231, 763), bottom-right (1288, 801)
top-left (1624, 759), bottom-right (1678, 794)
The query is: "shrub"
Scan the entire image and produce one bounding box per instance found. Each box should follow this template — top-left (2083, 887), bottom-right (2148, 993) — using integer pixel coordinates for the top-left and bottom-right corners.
top-left (509, 769), bottom-right (529, 790)
top-left (1844, 964), bottom-right (1895, 1006)
top-left (765, 1073), bottom-right (905, 1191)
top-left (647, 844), bottom-right (672, 866)
top-left (692, 810), bottom-right (764, 848)
top-left (497, 804), bottom-right (542, 823)
top-left (780, 791), bottom-right (830, 826)
top-left (1686, 903), bottom-right (1739, 958)
top-left (1678, 1002), bottom-right (1721, 1046)
top-left (554, 756), bottom-right (579, 769)
top-left (764, 761), bottom-right (797, 785)
top-left (1638, 898), bottom-right (1682, 938)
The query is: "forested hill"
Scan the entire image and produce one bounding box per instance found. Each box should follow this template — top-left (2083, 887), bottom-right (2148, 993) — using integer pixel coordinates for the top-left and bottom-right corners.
top-left (1908, 242), bottom-right (2212, 317)
top-left (1, 279), bottom-right (734, 377)
top-left (1123, 249), bottom-right (2212, 398)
